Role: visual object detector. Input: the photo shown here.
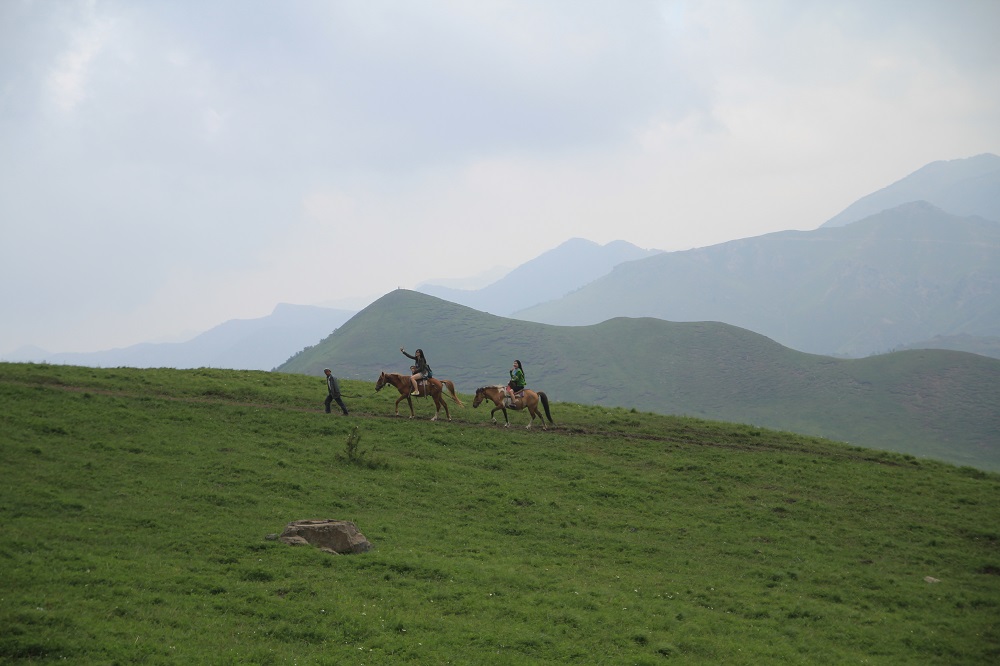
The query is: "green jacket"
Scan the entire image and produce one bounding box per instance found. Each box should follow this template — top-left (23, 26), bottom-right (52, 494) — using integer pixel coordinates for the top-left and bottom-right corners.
top-left (509, 367), bottom-right (525, 391)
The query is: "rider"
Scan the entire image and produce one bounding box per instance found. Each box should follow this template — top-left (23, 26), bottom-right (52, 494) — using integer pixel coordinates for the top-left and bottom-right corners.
top-left (506, 359), bottom-right (525, 406)
top-left (401, 347), bottom-right (432, 395)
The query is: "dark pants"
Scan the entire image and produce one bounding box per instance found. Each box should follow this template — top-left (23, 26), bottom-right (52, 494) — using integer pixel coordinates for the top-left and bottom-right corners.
top-left (326, 393), bottom-right (348, 415)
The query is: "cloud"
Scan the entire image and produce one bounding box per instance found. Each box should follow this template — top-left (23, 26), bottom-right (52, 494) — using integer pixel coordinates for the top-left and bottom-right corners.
top-left (1, 0), bottom-right (998, 354)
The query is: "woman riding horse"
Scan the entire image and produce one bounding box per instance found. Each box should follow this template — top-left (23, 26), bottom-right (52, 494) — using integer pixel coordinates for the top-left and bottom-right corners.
top-left (375, 371), bottom-right (463, 421)
top-left (506, 359), bottom-right (525, 406)
top-left (474, 384), bottom-right (553, 430)
top-left (400, 347), bottom-right (431, 395)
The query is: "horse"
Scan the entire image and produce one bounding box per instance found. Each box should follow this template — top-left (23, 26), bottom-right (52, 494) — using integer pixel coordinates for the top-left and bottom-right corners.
top-left (374, 372), bottom-right (464, 421)
top-left (473, 385), bottom-right (553, 430)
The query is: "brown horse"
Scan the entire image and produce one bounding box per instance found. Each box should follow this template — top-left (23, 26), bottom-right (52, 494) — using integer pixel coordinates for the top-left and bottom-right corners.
top-left (375, 372), bottom-right (464, 421)
top-left (473, 385), bottom-right (553, 430)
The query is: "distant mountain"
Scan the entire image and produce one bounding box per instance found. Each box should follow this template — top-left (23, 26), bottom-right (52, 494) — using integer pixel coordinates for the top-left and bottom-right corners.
top-left (277, 290), bottom-right (1000, 470)
top-left (420, 265), bottom-right (511, 290)
top-left (7, 303), bottom-right (355, 370)
top-left (823, 153), bottom-right (1000, 227)
top-left (2, 345), bottom-right (50, 363)
top-left (513, 202), bottom-right (1000, 357)
top-left (417, 238), bottom-right (661, 315)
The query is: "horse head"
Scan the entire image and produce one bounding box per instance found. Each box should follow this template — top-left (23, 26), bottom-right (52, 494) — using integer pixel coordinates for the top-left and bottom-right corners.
top-left (472, 387), bottom-right (486, 408)
top-left (374, 372), bottom-right (387, 392)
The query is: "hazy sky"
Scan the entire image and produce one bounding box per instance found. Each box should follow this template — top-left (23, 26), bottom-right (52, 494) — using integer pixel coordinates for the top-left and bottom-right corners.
top-left (2, 0), bottom-right (999, 354)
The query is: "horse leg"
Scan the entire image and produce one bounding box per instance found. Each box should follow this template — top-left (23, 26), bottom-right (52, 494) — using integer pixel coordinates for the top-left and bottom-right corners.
top-left (490, 404), bottom-right (509, 427)
top-left (401, 394), bottom-right (415, 419)
top-left (439, 393), bottom-right (451, 421)
top-left (525, 403), bottom-right (537, 429)
top-left (533, 405), bottom-right (546, 430)
top-left (525, 401), bottom-right (540, 430)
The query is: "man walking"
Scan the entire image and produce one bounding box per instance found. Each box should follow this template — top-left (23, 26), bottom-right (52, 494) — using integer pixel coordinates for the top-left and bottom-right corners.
top-left (324, 368), bottom-right (349, 415)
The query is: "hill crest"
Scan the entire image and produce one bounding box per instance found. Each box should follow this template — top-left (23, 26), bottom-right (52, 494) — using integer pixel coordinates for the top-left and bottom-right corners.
top-left (416, 238), bottom-right (660, 315)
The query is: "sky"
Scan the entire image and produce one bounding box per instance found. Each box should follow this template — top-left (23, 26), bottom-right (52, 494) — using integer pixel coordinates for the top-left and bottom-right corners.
top-left (2, 0), bottom-right (999, 355)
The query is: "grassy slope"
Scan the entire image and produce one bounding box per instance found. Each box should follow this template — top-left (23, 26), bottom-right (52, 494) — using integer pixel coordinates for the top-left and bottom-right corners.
top-left (896, 333), bottom-right (1000, 360)
top-left (2, 362), bottom-right (998, 664)
top-left (279, 290), bottom-right (1000, 471)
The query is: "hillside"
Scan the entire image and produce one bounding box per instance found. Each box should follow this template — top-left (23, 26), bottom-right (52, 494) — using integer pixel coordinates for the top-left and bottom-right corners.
top-left (823, 153), bottom-right (1000, 227)
top-left (417, 238), bottom-right (660, 315)
top-left (513, 202), bottom-right (1000, 358)
top-left (2, 362), bottom-right (998, 663)
top-left (278, 290), bottom-right (1000, 471)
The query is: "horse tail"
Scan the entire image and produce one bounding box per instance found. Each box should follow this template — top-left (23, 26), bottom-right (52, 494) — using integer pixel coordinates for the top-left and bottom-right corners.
top-left (443, 380), bottom-right (465, 407)
top-left (538, 392), bottom-right (553, 423)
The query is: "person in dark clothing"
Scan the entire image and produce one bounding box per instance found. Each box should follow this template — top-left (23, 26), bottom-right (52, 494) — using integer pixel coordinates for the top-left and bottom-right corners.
top-left (506, 359), bottom-right (525, 406)
top-left (400, 347), bottom-right (431, 395)
top-left (324, 368), bottom-right (349, 415)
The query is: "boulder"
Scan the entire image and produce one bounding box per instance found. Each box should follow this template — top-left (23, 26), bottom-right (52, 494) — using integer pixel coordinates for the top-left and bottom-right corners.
top-left (278, 519), bottom-right (373, 555)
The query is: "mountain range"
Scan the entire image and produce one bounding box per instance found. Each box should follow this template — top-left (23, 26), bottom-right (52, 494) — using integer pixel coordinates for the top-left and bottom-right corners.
top-left (416, 238), bottom-right (660, 315)
top-left (822, 152), bottom-right (1000, 227)
top-left (2, 240), bottom-right (655, 369)
top-left (7, 153), bottom-right (999, 370)
top-left (3, 303), bottom-right (355, 371)
top-left (278, 289), bottom-right (1000, 471)
top-left (515, 200), bottom-right (1000, 357)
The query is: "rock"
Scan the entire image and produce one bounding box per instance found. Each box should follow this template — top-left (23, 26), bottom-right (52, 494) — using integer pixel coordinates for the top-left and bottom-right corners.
top-left (924, 576), bottom-right (941, 583)
top-left (278, 519), bottom-right (373, 555)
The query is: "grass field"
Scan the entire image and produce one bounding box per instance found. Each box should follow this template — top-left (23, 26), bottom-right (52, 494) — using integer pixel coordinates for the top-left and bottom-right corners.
top-left (2, 362), bottom-right (998, 664)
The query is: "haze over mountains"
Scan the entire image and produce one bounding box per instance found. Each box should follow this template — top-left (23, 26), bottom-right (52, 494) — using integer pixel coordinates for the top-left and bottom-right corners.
top-left (6, 153), bottom-right (998, 367)
top-left (416, 238), bottom-right (661, 316)
top-left (516, 201), bottom-right (1000, 357)
top-left (4, 304), bottom-right (355, 371)
top-left (512, 154), bottom-right (1000, 358)
top-left (822, 152), bottom-right (1000, 228)
top-left (3, 240), bottom-right (654, 369)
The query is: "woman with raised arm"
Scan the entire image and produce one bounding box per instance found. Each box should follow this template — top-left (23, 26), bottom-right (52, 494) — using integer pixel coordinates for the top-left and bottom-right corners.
top-left (400, 347), bottom-right (432, 395)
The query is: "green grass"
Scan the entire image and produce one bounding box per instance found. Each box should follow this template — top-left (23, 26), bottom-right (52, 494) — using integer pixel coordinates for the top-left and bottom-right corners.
top-left (2, 362), bottom-right (999, 664)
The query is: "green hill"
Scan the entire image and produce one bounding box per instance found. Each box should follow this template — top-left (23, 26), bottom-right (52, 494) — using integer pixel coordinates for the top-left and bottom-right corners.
top-left (279, 290), bottom-right (1000, 471)
top-left (2, 362), bottom-right (998, 663)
